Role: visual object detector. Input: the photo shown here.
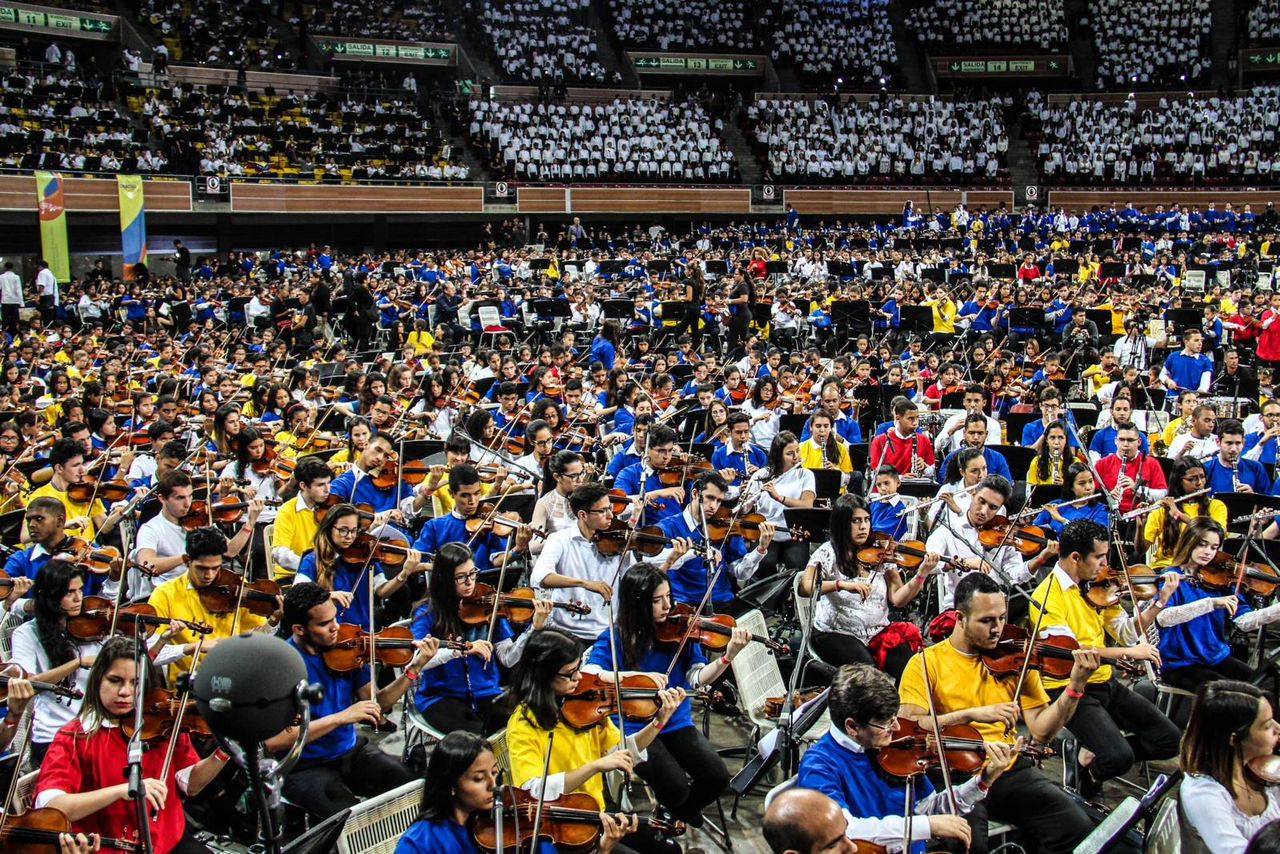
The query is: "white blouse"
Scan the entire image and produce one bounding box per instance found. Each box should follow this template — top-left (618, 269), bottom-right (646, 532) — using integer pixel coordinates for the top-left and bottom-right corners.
top-left (808, 541), bottom-right (891, 642)
top-left (749, 464), bottom-right (815, 543)
top-left (1180, 773), bottom-right (1280, 854)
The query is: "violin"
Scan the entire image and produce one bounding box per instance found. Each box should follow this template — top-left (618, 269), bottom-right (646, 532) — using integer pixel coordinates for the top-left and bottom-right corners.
top-left (339, 533), bottom-right (420, 569)
top-left (370, 458), bottom-right (429, 490)
top-left (1079, 566), bottom-right (1161, 610)
top-left (760, 688), bottom-right (825, 719)
top-left (874, 716), bottom-right (1052, 780)
top-left (195, 568), bottom-right (282, 617)
top-left (66, 476), bottom-right (133, 504)
top-left (655, 453), bottom-right (714, 487)
top-left (458, 583), bottom-right (589, 625)
top-left (464, 510), bottom-right (546, 541)
top-left (181, 498), bottom-right (280, 531)
top-left (559, 672), bottom-right (664, 731)
top-left (979, 624), bottom-right (1081, 681)
top-left (1199, 551), bottom-right (1280, 597)
top-left (470, 788), bottom-right (684, 853)
top-left (704, 508), bottom-right (805, 544)
top-left (591, 519), bottom-right (693, 558)
top-left (856, 532), bottom-right (965, 572)
top-left (0, 808), bottom-right (143, 853)
top-left (976, 516), bottom-right (1050, 556)
top-left (0, 662), bottom-right (82, 702)
top-left (252, 448), bottom-right (297, 481)
top-left (314, 496), bottom-right (379, 529)
top-left (121, 687), bottom-right (212, 742)
top-left (68, 596), bottom-right (212, 642)
top-left (54, 537), bottom-right (125, 579)
top-left (321, 623), bottom-right (468, 672)
top-left (655, 602), bottom-right (789, 654)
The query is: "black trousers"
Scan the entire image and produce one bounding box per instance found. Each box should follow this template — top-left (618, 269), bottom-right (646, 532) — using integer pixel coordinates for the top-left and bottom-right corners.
top-left (964, 759), bottom-right (1096, 854)
top-left (1163, 656), bottom-right (1256, 725)
top-left (812, 630), bottom-right (914, 682)
top-left (1048, 679), bottom-right (1181, 782)
top-left (672, 309), bottom-right (702, 349)
top-left (635, 724), bottom-right (730, 824)
top-left (1, 303), bottom-right (18, 334)
top-left (759, 540), bottom-right (809, 578)
top-left (282, 736), bottom-right (412, 820)
top-left (419, 695), bottom-right (507, 736)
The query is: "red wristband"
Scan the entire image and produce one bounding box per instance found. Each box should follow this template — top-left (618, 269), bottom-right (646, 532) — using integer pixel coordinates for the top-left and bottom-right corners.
top-left (1065, 687), bottom-right (1085, 699)
top-left (719, 655), bottom-right (731, 667)
top-left (213, 749), bottom-right (231, 762)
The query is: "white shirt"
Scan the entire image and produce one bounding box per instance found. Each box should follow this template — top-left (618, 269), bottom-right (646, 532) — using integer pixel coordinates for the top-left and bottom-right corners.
top-left (1168, 432), bottom-right (1220, 463)
top-left (1180, 773), bottom-right (1280, 854)
top-left (745, 465), bottom-right (815, 542)
top-left (115, 512), bottom-right (189, 600)
top-left (36, 268), bottom-right (58, 301)
top-left (0, 270), bottom-right (21, 304)
top-left (11, 623), bottom-right (100, 744)
top-left (925, 508), bottom-right (1032, 609)
top-left (529, 489), bottom-right (575, 555)
top-left (935, 412), bottom-right (1004, 457)
top-left (531, 524), bottom-right (633, 641)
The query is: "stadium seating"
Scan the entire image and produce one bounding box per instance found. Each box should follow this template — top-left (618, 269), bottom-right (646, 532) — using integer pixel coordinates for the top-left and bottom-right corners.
top-left (607, 0), bottom-right (760, 52)
top-left (307, 0), bottom-right (453, 42)
top-left (1091, 0), bottom-right (1210, 88)
top-left (466, 0), bottom-right (611, 84)
top-left (766, 0), bottom-right (898, 87)
top-left (1250, 0), bottom-right (1280, 43)
top-left (136, 0), bottom-right (292, 69)
top-left (906, 0), bottom-right (1068, 50)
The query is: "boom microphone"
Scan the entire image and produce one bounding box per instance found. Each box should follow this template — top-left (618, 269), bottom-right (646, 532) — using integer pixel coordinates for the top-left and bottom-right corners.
top-left (192, 633), bottom-right (318, 742)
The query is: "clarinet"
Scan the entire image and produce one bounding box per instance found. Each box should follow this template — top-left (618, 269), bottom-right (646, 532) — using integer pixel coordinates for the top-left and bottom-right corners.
top-left (1232, 460), bottom-right (1241, 493)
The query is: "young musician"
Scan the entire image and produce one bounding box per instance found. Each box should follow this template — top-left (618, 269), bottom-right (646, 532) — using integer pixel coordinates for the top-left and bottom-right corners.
top-left (1154, 519), bottom-right (1280, 691)
top-left (270, 456), bottom-right (332, 581)
top-left (898, 573), bottom-right (1102, 853)
top-left (1206, 419), bottom-right (1271, 495)
top-left (709, 412), bottom-right (769, 492)
top-left (1095, 422), bottom-right (1168, 515)
top-left (1137, 458), bottom-right (1225, 569)
top-left (296, 503), bottom-right (428, 630)
top-left (413, 464), bottom-right (528, 574)
top-left (529, 451), bottom-right (586, 555)
top-left (22, 438), bottom-right (126, 545)
top-left (1028, 519), bottom-right (1180, 798)
top-left (798, 664), bottom-right (1011, 850)
top-left (868, 466), bottom-right (910, 541)
top-left (395, 730), bottom-right (634, 853)
top-left (411, 543), bottom-right (551, 735)
top-left (35, 636), bottom-right (231, 854)
top-left (584, 564), bottom-right (742, 826)
top-left (327, 432), bottom-right (423, 521)
top-left (800, 495), bottom-right (935, 681)
top-left (1026, 421), bottom-right (1070, 486)
top-left (614, 423), bottom-right (686, 525)
top-left (744, 431), bottom-right (815, 576)
top-left (1032, 462), bottom-right (1110, 539)
top-left (4, 498), bottom-right (88, 605)
top-left (1179, 681), bottom-right (1280, 851)
top-left (937, 414), bottom-right (1012, 487)
top-left (505, 627), bottom-right (683, 854)
top-left (798, 411), bottom-right (852, 488)
top-left (268, 582), bottom-right (437, 820)
top-left (869, 399), bottom-right (936, 480)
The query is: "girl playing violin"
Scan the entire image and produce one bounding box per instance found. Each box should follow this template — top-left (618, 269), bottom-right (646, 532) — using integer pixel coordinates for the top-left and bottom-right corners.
top-left (35, 635), bottom-right (231, 854)
top-left (693, 399), bottom-right (731, 447)
top-left (327, 416), bottom-right (372, 474)
top-left (411, 543), bottom-right (551, 736)
top-left (800, 495), bottom-right (935, 681)
top-left (744, 431), bottom-right (815, 577)
top-left (231, 427), bottom-right (282, 577)
top-left (1026, 420), bottom-right (1070, 486)
top-left (505, 628), bottom-right (683, 854)
top-left (584, 564), bottom-right (744, 829)
top-left (1179, 681), bottom-right (1280, 852)
top-left (1137, 458), bottom-right (1226, 569)
top-left (1153, 519), bottom-right (1280, 696)
top-left (296, 504), bottom-right (428, 631)
top-left (1033, 462), bottom-right (1110, 539)
top-left (270, 402), bottom-right (313, 460)
top-left (394, 730), bottom-right (637, 854)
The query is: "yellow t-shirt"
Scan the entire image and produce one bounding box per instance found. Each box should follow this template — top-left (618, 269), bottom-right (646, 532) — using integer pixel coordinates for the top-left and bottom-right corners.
top-left (407, 330), bottom-right (435, 356)
top-left (507, 705), bottom-right (621, 810)
top-left (927, 299), bottom-right (957, 334)
top-left (798, 438), bottom-right (852, 475)
top-left (1026, 456), bottom-right (1066, 486)
top-left (272, 430), bottom-right (301, 459)
top-left (1028, 570), bottom-right (1120, 688)
top-left (1142, 500), bottom-right (1227, 568)
top-left (272, 495), bottom-right (320, 580)
top-left (26, 482), bottom-right (105, 542)
top-left (1162, 417), bottom-right (1188, 449)
top-left (148, 573), bottom-right (268, 681)
top-left (899, 638), bottom-right (1049, 746)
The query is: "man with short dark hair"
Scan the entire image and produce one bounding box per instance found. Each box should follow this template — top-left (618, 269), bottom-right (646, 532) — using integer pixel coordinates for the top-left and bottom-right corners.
top-left (268, 582), bottom-right (435, 820)
top-left (23, 438), bottom-right (126, 544)
top-left (1169, 403), bottom-right (1219, 462)
top-left (616, 423), bottom-right (686, 524)
top-left (1095, 422), bottom-right (1168, 515)
top-left (413, 464), bottom-right (529, 573)
top-left (1, 498), bottom-right (66, 611)
top-left (937, 414), bottom-right (1011, 484)
top-left (898, 572), bottom-right (1101, 853)
top-left (935, 384), bottom-right (1002, 457)
top-left (271, 456), bottom-right (333, 581)
top-left (1206, 418), bottom-right (1270, 494)
top-left (870, 399), bottom-right (936, 478)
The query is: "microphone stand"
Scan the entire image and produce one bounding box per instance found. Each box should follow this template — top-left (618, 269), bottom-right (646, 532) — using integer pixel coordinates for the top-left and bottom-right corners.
top-left (127, 619), bottom-right (154, 854)
top-left (779, 557), bottom-right (824, 779)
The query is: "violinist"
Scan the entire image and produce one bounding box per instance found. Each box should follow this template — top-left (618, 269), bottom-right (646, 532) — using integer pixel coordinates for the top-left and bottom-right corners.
top-left (1153, 520), bottom-right (1280, 694)
top-left (271, 456), bottom-right (332, 582)
top-left (297, 504), bottom-right (427, 630)
top-left (328, 433), bottom-right (419, 524)
top-left (614, 423), bottom-right (686, 525)
top-left (115, 471), bottom-right (263, 601)
top-left (1179, 681), bottom-right (1280, 851)
top-left (4, 498), bottom-right (82, 610)
top-left (266, 583), bottom-right (435, 821)
top-left (1032, 462), bottom-right (1110, 539)
top-left (530, 451), bottom-right (588, 555)
top-left (23, 438), bottom-right (127, 546)
top-left (121, 420), bottom-right (178, 486)
top-left (230, 427), bottom-right (282, 573)
top-left (326, 417), bottom-right (372, 473)
top-left (147, 527), bottom-right (281, 681)
top-left (797, 664), bottom-right (1010, 851)
top-left (742, 377), bottom-right (782, 448)
top-left (898, 572), bottom-right (1101, 853)
top-left (508, 418), bottom-right (556, 493)
top-left (267, 402), bottom-right (313, 460)
top-left (413, 465), bottom-right (528, 574)
top-left (411, 543), bottom-right (551, 735)
top-left (801, 495), bottom-right (934, 680)
top-left (395, 729), bottom-right (635, 854)
top-left (505, 627), bottom-right (683, 854)
top-left (0, 664), bottom-right (35, 756)
top-left (692, 399), bottom-right (730, 447)
top-left (1028, 520), bottom-right (1179, 799)
top-left (1136, 458), bottom-right (1225, 570)
top-left (1025, 421), bottom-right (1070, 486)
top-left (35, 635), bottom-right (232, 854)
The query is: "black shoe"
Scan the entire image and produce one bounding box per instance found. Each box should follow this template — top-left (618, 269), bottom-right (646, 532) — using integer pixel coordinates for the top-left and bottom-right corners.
top-left (375, 719), bottom-right (398, 733)
top-left (1079, 764), bottom-right (1103, 801)
top-left (1062, 737), bottom-right (1080, 792)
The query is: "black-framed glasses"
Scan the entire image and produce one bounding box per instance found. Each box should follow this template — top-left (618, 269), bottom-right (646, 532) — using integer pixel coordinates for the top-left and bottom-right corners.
top-left (556, 665), bottom-right (582, 682)
top-left (862, 719), bottom-right (896, 733)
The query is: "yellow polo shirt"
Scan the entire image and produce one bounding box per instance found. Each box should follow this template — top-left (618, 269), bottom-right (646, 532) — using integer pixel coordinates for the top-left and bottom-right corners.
top-left (26, 482), bottom-right (105, 542)
top-left (798, 438), bottom-right (851, 475)
top-left (899, 637), bottom-right (1049, 746)
top-left (507, 705), bottom-right (621, 810)
top-left (1029, 568), bottom-right (1119, 688)
top-left (148, 572), bottom-right (268, 681)
top-left (272, 494), bottom-right (321, 580)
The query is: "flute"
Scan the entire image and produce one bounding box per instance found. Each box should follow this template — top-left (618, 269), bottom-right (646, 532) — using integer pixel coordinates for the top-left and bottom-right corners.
top-left (896, 482), bottom-right (981, 518)
top-left (1120, 488), bottom-right (1211, 521)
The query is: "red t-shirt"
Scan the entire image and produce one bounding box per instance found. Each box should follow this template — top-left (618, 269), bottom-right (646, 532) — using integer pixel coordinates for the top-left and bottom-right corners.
top-left (36, 719), bottom-right (200, 854)
top-left (1095, 453), bottom-right (1168, 514)
top-left (870, 428), bottom-right (937, 475)
top-left (1258, 310), bottom-right (1280, 361)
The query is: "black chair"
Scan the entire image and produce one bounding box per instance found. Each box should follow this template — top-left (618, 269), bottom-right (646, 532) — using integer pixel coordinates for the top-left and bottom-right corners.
top-left (989, 444), bottom-right (1037, 480)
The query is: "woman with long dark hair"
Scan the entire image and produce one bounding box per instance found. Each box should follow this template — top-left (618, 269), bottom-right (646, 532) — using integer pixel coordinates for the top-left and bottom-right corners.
top-left (742, 376), bottom-right (781, 448)
top-left (800, 495), bottom-right (934, 680)
top-left (590, 318), bottom-right (622, 371)
top-left (583, 564), bottom-right (743, 828)
top-left (746, 430), bottom-right (815, 575)
top-left (11, 560), bottom-right (101, 762)
top-left (1027, 420), bottom-right (1069, 486)
top-left (1033, 461), bottom-right (1109, 538)
top-left (505, 627), bottom-right (682, 854)
top-left (36, 635), bottom-right (230, 854)
top-left (411, 543), bottom-right (550, 735)
top-left (295, 503), bottom-right (427, 630)
top-left (1138, 457), bottom-right (1226, 569)
top-left (232, 426), bottom-right (282, 579)
top-left (1179, 680), bottom-right (1280, 850)
top-left (328, 416), bottom-right (372, 474)
top-left (395, 730), bottom-right (634, 853)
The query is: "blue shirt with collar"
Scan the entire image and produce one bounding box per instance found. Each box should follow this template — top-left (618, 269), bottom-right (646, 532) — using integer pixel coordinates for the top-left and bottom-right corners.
top-left (412, 512), bottom-right (505, 572)
top-left (612, 406), bottom-right (635, 438)
top-left (4, 540), bottom-right (105, 597)
top-left (939, 446), bottom-right (1012, 484)
top-left (614, 463), bottom-right (683, 524)
top-left (1245, 432), bottom-right (1278, 466)
top-left (799, 412), bottom-right (863, 445)
top-left (411, 603), bottom-right (512, 712)
top-left (1090, 426), bottom-right (1149, 458)
top-left (1021, 414), bottom-right (1082, 449)
top-left (606, 442), bottom-right (643, 478)
top-left (328, 468), bottom-right (413, 515)
top-left (296, 553), bottom-right (381, 631)
top-left (710, 442), bottom-right (768, 482)
top-left (1162, 351), bottom-right (1213, 392)
top-left (289, 636), bottom-right (368, 762)
top-left (1203, 456), bottom-right (1271, 496)
top-left (870, 498), bottom-right (909, 540)
top-left (655, 510), bottom-right (753, 605)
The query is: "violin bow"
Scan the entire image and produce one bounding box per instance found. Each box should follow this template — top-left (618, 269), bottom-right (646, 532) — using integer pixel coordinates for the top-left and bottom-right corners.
top-left (156, 635), bottom-right (206, 822)
top-left (0, 670), bottom-right (35, 838)
top-left (918, 651), bottom-right (960, 818)
top-left (1010, 574), bottom-right (1056, 737)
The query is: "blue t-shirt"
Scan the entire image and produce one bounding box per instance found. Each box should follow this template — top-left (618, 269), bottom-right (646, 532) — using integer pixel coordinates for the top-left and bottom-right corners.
top-left (1032, 501), bottom-right (1110, 540)
top-left (870, 499), bottom-right (909, 541)
top-left (289, 637), bottom-right (369, 762)
top-left (586, 633), bottom-right (704, 736)
top-left (1162, 351), bottom-right (1213, 393)
top-left (1089, 426), bottom-right (1150, 459)
top-left (1203, 457), bottom-right (1272, 496)
top-left (395, 819), bottom-right (560, 853)
top-left (614, 463), bottom-right (683, 524)
top-left (1158, 570), bottom-right (1252, 673)
top-left (296, 554), bottom-right (380, 630)
top-left (411, 604), bottom-right (512, 711)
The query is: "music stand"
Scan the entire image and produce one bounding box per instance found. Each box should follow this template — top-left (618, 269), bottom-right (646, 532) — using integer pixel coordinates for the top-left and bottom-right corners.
top-left (765, 261), bottom-right (789, 276)
top-left (899, 306), bottom-right (934, 336)
top-left (1165, 308), bottom-right (1204, 334)
top-left (532, 299), bottom-right (571, 322)
top-left (1009, 307), bottom-right (1046, 334)
top-left (602, 299), bottom-right (632, 320)
top-left (831, 300), bottom-right (870, 327)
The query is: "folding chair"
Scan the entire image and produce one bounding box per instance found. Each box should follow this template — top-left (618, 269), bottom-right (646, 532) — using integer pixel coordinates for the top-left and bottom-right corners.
top-left (334, 779), bottom-right (422, 854)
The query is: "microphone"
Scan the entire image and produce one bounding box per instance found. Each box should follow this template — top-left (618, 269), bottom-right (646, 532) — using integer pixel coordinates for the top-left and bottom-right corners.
top-left (193, 633), bottom-right (318, 742)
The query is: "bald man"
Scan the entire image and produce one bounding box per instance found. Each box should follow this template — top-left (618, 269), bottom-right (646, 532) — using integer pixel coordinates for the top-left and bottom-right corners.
top-left (763, 788), bottom-right (857, 854)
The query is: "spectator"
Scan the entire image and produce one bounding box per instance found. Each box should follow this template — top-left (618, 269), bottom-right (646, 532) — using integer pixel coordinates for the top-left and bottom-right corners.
top-left (908, 0), bottom-right (1067, 50)
top-left (1092, 0), bottom-right (1209, 88)
top-left (767, 0), bottom-right (897, 87)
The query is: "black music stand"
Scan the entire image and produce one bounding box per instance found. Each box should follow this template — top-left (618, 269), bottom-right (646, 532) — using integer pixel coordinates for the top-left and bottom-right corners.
top-left (281, 808), bottom-right (350, 854)
top-left (602, 299), bottom-right (632, 319)
top-left (1009, 307), bottom-right (1047, 334)
top-left (899, 306), bottom-right (934, 336)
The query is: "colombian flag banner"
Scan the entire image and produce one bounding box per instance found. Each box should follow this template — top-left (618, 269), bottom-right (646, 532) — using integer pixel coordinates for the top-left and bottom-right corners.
top-left (116, 174), bottom-right (147, 280)
top-left (35, 172), bottom-right (70, 283)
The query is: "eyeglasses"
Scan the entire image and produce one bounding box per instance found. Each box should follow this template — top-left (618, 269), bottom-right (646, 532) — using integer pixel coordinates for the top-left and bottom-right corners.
top-left (584, 506), bottom-right (614, 516)
top-left (555, 665), bottom-right (581, 682)
top-left (862, 719), bottom-right (896, 733)
top-left (333, 526), bottom-right (361, 538)
top-left (454, 571), bottom-right (479, 583)
top-left (560, 470), bottom-right (586, 480)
